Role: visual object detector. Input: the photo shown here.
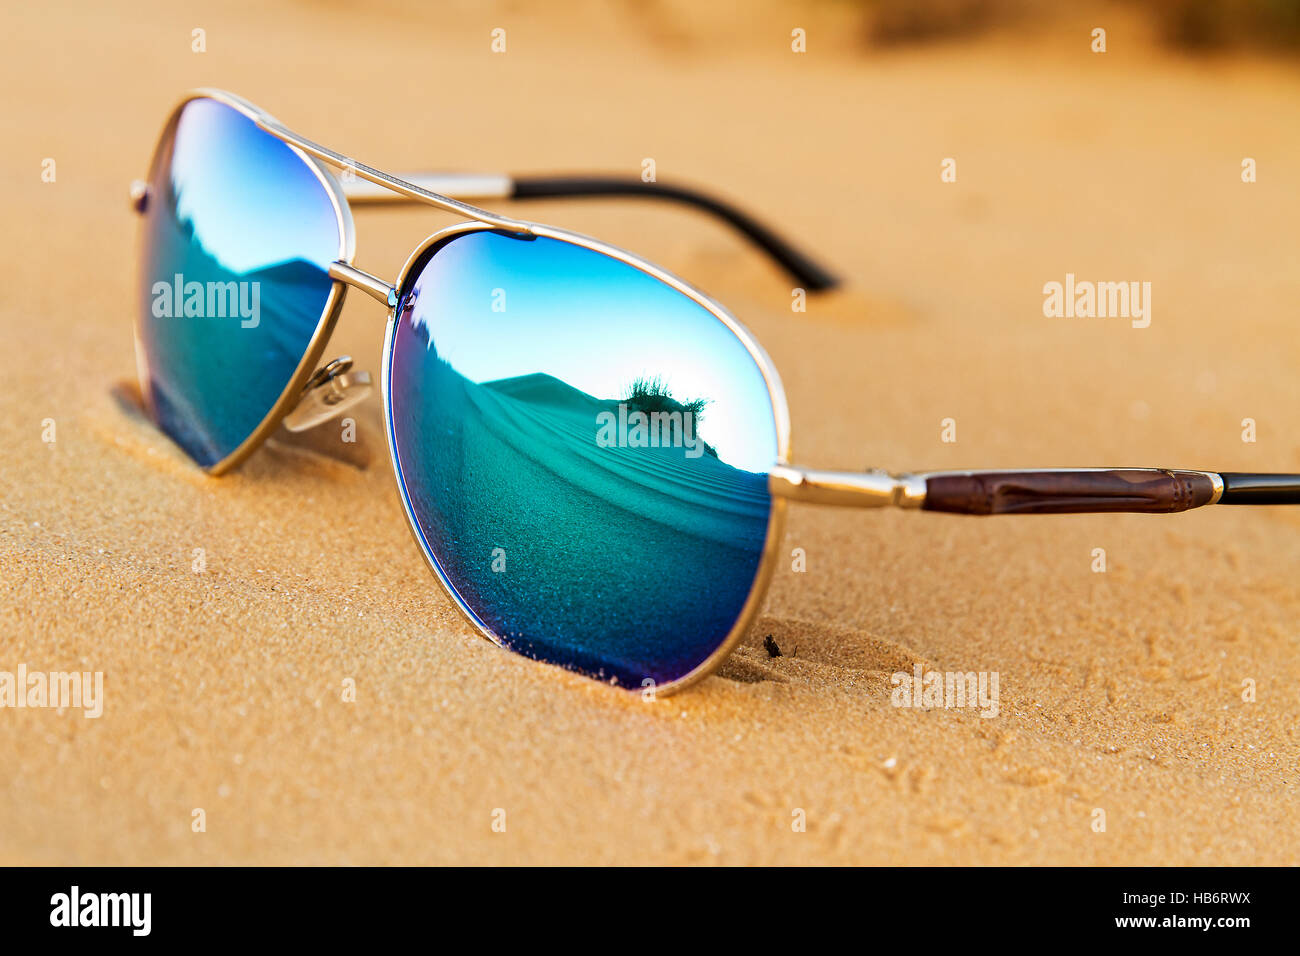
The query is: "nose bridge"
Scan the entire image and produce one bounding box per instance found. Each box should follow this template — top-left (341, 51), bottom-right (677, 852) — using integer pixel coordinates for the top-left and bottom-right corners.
top-left (329, 261), bottom-right (397, 309)
top-left (281, 264), bottom-right (394, 434)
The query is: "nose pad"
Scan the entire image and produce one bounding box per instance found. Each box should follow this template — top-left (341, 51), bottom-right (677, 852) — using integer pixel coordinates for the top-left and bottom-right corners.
top-left (282, 356), bottom-right (373, 433)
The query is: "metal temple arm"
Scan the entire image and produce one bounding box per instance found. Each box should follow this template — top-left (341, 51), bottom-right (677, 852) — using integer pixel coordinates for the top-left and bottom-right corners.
top-left (771, 466), bottom-right (1300, 514)
top-left (340, 172), bottom-right (839, 292)
top-left (768, 466), bottom-right (927, 508)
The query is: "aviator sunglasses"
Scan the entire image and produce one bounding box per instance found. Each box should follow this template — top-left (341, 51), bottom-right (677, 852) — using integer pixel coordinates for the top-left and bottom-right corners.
top-left (131, 90), bottom-right (1300, 694)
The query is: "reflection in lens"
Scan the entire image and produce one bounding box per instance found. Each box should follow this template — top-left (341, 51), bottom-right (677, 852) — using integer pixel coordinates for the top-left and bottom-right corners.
top-left (388, 230), bottom-right (779, 688)
top-left (136, 97), bottom-right (342, 467)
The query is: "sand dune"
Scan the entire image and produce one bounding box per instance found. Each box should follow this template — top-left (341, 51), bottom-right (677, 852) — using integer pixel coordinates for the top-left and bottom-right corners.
top-left (390, 343), bottom-right (769, 687)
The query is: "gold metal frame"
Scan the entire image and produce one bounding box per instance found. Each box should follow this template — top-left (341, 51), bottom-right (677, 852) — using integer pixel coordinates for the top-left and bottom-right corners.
top-left (132, 89), bottom-right (793, 695)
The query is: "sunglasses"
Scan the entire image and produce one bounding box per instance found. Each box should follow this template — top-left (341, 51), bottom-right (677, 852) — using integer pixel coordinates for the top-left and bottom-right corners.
top-left (130, 89), bottom-right (1300, 695)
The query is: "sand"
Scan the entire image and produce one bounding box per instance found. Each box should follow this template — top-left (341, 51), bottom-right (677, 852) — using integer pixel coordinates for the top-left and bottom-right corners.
top-left (1, 0), bottom-right (1296, 864)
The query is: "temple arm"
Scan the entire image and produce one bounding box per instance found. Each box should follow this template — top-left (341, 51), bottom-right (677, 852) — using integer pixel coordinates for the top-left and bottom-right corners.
top-left (769, 466), bottom-right (1300, 514)
top-left (339, 172), bottom-right (839, 292)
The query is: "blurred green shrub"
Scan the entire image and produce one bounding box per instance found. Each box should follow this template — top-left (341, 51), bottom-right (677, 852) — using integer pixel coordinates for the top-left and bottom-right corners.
top-left (861, 0), bottom-right (1300, 49)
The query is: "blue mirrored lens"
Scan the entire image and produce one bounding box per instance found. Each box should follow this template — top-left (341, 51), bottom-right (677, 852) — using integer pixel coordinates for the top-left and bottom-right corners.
top-left (136, 97), bottom-right (342, 468)
top-left (388, 230), bottom-right (778, 689)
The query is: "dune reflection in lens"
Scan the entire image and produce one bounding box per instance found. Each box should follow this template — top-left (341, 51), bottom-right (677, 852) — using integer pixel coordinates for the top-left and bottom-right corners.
top-left (136, 96), bottom-right (342, 468)
top-left (387, 230), bottom-right (779, 688)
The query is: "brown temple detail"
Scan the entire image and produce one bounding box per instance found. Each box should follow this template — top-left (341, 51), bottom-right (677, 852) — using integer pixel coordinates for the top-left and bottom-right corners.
top-left (922, 469), bottom-right (1218, 516)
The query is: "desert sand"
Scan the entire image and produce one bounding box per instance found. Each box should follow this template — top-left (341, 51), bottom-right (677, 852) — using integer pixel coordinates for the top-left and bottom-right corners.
top-left (1, 0), bottom-right (1296, 864)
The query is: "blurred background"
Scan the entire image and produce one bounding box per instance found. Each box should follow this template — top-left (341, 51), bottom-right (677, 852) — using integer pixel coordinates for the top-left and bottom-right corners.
top-left (849, 0), bottom-right (1300, 49)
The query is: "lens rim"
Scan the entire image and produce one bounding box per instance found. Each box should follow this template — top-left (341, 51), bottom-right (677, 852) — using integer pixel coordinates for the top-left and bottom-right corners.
top-left (381, 221), bottom-right (792, 695)
top-left (134, 89), bottom-right (356, 475)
